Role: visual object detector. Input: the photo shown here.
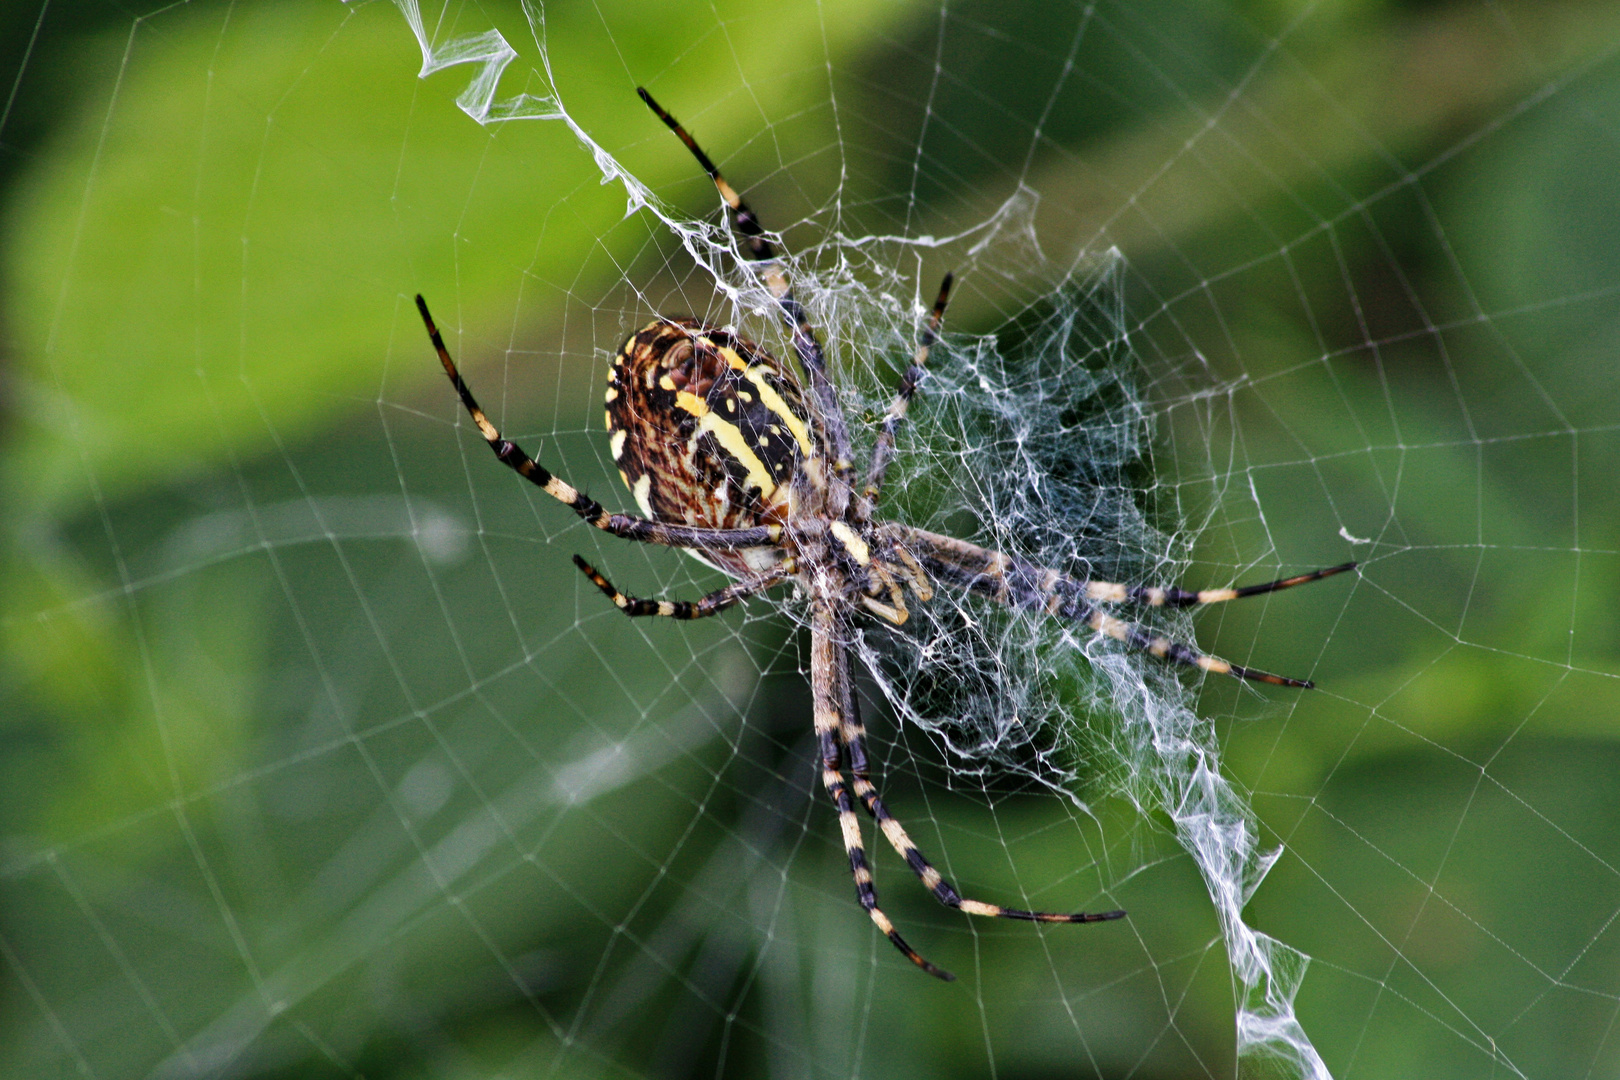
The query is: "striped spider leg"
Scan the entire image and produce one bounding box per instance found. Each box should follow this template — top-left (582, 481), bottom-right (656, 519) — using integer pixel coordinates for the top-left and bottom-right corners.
top-left (572, 554), bottom-right (795, 620)
top-left (902, 526), bottom-right (1356, 687)
top-left (815, 598), bottom-right (1124, 983)
top-left (417, 295), bottom-right (780, 556)
top-left (830, 625), bottom-right (1125, 969)
top-left (862, 273), bottom-right (953, 512)
top-left (811, 597), bottom-right (953, 979)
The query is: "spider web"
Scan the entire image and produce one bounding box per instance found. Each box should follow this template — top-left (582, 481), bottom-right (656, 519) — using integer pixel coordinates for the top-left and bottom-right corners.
top-left (4, 1), bottom-right (1620, 1077)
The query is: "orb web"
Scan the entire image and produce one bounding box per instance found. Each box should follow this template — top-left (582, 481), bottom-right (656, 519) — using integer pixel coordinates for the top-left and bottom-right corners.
top-left (3, 2), bottom-right (1618, 1078)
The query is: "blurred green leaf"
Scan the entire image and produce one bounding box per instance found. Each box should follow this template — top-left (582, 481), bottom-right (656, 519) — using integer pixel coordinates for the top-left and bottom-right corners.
top-left (1, 0), bottom-right (918, 520)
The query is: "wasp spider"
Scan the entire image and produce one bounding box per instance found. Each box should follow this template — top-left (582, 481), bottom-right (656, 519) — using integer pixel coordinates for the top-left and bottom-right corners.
top-left (416, 88), bottom-right (1355, 980)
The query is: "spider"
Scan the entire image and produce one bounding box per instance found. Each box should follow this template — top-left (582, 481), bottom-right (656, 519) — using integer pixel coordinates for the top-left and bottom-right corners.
top-left (416, 88), bottom-right (1355, 981)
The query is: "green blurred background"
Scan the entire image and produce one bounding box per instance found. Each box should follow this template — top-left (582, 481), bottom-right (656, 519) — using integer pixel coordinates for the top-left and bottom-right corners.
top-left (4, 0), bottom-right (1620, 1076)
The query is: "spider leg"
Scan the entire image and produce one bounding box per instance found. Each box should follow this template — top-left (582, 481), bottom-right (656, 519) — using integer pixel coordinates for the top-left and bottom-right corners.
top-left (572, 555), bottom-right (791, 619)
top-left (889, 540), bottom-right (933, 602)
top-left (419, 295), bottom-right (779, 553)
top-left (1084, 608), bottom-right (1311, 686)
top-left (636, 89), bottom-right (856, 489)
top-left (904, 526), bottom-right (1351, 687)
top-left (863, 274), bottom-right (953, 509)
top-left (812, 600), bottom-right (953, 980)
top-left (636, 87), bottom-right (773, 265)
top-left (1082, 561), bottom-right (1358, 608)
top-left (837, 662), bottom-right (1126, 926)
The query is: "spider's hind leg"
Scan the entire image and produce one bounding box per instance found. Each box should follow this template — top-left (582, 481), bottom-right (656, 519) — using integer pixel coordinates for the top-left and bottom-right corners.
top-left (637, 87), bottom-right (856, 481)
top-left (419, 294), bottom-right (781, 553)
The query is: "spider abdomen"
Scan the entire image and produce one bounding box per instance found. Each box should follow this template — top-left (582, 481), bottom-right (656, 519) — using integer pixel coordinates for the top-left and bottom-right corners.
top-left (607, 319), bottom-right (825, 575)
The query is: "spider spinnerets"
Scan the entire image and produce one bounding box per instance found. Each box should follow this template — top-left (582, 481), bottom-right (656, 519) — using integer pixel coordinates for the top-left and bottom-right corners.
top-left (416, 87), bottom-right (1355, 980)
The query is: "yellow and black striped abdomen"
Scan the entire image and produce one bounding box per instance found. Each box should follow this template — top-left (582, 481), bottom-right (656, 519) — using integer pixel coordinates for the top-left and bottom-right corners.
top-left (606, 319), bottom-right (823, 573)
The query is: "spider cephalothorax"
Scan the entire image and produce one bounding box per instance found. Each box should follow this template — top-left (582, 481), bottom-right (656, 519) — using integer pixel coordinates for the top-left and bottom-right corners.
top-left (417, 87), bottom-right (1355, 980)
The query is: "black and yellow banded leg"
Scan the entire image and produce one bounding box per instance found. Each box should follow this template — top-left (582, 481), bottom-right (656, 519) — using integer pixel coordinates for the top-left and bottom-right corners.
top-left (1084, 562), bottom-right (1354, 685)
top-left (636, 87), bottom-right (773, 264)
top-left (812, 602), bottom-right (953, 980)
top-left (418, 295), bottom-right (781, 552)
top-left (908, 527), bottom-right (1349, 687)
top-left (863, 273), bottom-right (953, 508)
top-left (837, 709), bottom-right (1125, 926)
top-left (1084, 608), bottom-right (1312, 688)
top-left (572, 555), bottom-right (791, 619)
top-left (823, 768), bottom-right (952, 980)
top-left (1085, 561), bottom-right (1358, 609)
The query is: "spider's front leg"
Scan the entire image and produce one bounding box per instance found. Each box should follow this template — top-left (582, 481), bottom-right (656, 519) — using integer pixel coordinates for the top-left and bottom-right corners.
top-left (418, 295), bottom-right (779, 553)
